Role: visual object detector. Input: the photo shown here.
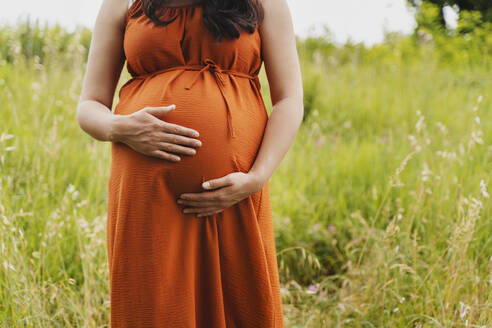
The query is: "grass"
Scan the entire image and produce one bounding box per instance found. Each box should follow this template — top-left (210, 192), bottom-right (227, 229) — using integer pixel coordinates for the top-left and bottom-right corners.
top-left (0, 21), bottom-right (491, 327)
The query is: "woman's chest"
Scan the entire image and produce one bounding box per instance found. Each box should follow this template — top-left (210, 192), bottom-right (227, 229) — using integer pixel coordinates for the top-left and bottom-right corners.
top-left (123, 6), bottom-right (262, 77)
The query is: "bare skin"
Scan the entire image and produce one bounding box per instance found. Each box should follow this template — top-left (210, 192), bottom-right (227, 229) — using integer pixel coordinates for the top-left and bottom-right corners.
top-left (77, 0), bottom-right (303, 217)
top-left (77, 0), bottom-right (202, 162)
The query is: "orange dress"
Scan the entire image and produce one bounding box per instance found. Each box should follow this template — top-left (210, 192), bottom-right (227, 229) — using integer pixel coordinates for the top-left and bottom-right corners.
top-left (106, 1), bottom-right (285, 327)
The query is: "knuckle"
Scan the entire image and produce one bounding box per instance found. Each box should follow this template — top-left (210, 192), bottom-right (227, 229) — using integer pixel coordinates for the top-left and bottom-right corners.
top-left (161, 123), bottom-right (171, 132)
top-left (148, 134), bottom-right (158, 143)
top-left (187, 138), bottom-right (196, 146)
top-left (161, 133), bottom-right (170, 142)
top-left (141, 135), bottom-right (151, 143)
top-left (165, 153), bottom-right (177, 161)
top-left (161, 142), bottom-right (171, 151)
top-left (152, 150), bottom-right (162, 158)
top-left (170, 146), bottom-right (180, 154)
top-left (181, 137), bottom-right (191, 146)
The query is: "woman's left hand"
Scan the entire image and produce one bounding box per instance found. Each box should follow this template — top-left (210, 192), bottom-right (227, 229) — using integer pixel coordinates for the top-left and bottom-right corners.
top-left (177, 172), bottom-right (264, 217)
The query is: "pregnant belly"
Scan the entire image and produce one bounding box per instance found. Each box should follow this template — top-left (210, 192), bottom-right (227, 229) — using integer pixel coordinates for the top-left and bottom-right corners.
top-left (111, 71), bottom-right (268, 197)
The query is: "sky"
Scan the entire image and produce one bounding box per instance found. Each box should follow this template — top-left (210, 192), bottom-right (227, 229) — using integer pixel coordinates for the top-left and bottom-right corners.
top-left (1, 0), bottom-right (418, 46)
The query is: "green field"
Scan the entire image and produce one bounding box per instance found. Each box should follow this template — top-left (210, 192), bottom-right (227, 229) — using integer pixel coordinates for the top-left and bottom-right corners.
top-left (1, 11), bottom-right (491, 327)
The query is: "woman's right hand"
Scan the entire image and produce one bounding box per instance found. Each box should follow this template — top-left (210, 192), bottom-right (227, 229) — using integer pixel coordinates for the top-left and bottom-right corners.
top-left (110, 104), bottom-right (202, 162)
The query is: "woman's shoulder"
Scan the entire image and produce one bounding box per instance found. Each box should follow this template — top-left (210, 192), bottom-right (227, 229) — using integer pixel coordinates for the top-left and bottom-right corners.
top-left (94, 0), bottom-right (132, 30)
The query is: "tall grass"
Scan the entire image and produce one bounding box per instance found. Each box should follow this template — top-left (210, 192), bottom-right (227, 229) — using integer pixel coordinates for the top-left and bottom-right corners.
top-left (1, 15), bottom-right (491, 326)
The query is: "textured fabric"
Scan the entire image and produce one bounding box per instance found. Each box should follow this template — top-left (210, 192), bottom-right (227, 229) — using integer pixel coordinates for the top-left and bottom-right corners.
top-left (106, 1), bottom-right (285, 327)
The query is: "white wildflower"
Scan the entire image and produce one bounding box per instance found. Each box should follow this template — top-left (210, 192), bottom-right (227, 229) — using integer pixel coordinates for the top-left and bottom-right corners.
top-left (436, 150), bottom-right (457, 161)
top-left (31, 82), bottom-right (41, 91)
top-left (459, 301), bottom-right (471, 319)
top-left (480, 180), bottom-right (489, 198)
top-left (0, 133), bottom-right (14, 142)
top-left (436, 121), bottom-right (447, 134)
top-left (471, 197), bottom-right (483, 208)
top-left (416, 116), bottom-right (425, 132)
top-left (471, 130), bottom-right (484, 145)
top-left (421, 162), bottom-right (432, 182)
top-left (3, 260), bottom-right (16, 272)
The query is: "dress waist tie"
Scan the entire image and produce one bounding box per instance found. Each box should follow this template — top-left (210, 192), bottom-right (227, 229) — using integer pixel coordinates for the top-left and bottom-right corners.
top-left (129, 58), bottom-right (261, 139)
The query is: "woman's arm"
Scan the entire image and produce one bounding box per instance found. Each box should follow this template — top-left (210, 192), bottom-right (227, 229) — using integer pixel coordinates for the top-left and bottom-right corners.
top-left (77, 0), bottom-right (202, 161)
top-left (247, 0), bottom-right (304, 185)
top-left (76, 0), bottom-right (128, 142)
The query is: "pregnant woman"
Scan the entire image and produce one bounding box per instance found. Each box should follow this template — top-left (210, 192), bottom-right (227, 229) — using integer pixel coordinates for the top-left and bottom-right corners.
top-left (76, 0), bottom-right (303, 326)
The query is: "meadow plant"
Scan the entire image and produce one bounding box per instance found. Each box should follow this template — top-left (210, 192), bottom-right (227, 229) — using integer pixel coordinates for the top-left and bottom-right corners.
top-left (0, 18), bottom-right (491, 326)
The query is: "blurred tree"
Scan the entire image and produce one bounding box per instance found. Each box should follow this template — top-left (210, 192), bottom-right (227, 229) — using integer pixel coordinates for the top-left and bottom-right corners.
top-left (408, 0), bottom-right (492, 26)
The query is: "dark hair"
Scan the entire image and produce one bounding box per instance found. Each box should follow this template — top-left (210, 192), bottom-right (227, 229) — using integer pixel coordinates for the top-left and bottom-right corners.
top-left (141, 0), bottom-right (264, 42)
